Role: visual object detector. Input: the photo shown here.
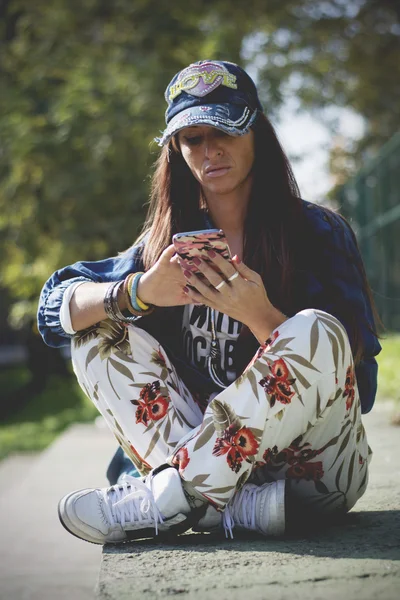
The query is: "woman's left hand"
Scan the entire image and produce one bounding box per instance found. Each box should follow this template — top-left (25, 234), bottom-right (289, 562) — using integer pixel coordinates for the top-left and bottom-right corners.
top-left (180, 251), bottom-right (287, 344)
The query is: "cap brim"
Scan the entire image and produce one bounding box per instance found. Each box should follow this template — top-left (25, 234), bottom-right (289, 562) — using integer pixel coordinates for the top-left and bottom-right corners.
top-left (156, 103), bottom-right (258, 146)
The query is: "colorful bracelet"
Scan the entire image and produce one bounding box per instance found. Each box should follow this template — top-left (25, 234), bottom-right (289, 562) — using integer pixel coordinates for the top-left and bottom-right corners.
top-left (122, 274), bottom-right (145, 316)
top-left (136, 294), bottom-right (150, 312)
top-left (128, 272), bottom-right (153, 312)
top-left (122, 273), bottom-right (155, 317)
top-left (128, 272), bottom-right (144, 311)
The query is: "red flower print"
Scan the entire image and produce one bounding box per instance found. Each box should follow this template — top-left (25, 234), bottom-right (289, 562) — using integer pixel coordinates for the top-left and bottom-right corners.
top-left (275, 447), bottom-right (298, 465)
top-left (298, 447), bottom-right (319, 462)
top-left (148, 396), bottom-right (169, 421)
top-left (263, 446), bottom-right (279, 464)
top-left (131, 381), bottom-right (169, 426)
top-left (234, 427), bottom-right (259, 458)
top-left (213, 425), bottom-right (259, 473)
top-left (134, 403), bottom-right (151, 426)
top-left (343, 365), bottom-right (356, 411)
top-left (140, 381), bottom-right (160, 402)
top-left (227, 447), bottom-right (244, 473)
top-left (286, 461), bottom-right (324, 482)
top-left (259, 358), bottom-right (296, 407)
top-left (172, 447), bottom-right (190, 473)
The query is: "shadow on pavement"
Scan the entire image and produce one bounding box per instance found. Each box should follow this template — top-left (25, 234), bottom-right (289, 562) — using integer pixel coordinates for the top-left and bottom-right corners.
top-left (104, 509), bottom-right (400, 561)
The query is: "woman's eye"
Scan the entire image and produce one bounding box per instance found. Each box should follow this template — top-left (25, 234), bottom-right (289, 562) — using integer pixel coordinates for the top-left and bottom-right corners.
top-left (184, 136), bottom-right (202, 146)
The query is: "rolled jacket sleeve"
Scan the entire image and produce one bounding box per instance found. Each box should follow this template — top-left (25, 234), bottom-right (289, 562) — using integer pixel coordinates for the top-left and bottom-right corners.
top-left (37, 247), bottom-right (145, 348)
top-left (60, 280), bottom-right (90, 335)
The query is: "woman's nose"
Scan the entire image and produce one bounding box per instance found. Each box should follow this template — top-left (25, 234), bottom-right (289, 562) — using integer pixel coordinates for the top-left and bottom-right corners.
top-left (204, 134), bottom-right (222, 158)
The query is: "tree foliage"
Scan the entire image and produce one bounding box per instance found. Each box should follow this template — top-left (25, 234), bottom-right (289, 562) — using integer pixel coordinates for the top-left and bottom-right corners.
top-left (0, 0), bottom-right (398, 325)
top-left (244, 0), bottom-right (400, 164)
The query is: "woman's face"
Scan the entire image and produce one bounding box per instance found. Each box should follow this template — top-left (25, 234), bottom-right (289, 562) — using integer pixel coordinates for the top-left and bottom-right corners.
top-left (177, 125), bottom-right (255, 197)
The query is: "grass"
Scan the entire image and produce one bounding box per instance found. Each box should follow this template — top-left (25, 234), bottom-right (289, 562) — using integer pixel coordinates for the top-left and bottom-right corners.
top-left (376, 333), bottom-right (400, 408)
top-left (0, 366), bottom-right (98, 460)
top-left (0, 333), bottom-right (399, 461)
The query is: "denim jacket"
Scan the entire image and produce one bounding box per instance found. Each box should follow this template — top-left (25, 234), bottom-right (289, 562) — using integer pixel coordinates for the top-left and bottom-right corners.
top-left (37, 199), bottom-right (381, 413)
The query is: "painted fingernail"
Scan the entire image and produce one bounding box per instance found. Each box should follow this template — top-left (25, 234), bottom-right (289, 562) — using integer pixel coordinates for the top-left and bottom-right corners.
top-left (184, 270), bottom-right (193, 278)
top-left (234, 255), bottom-right (242, 264)
top-left (183, 286), bottom-right (190, 293)
top-left (207, 250), bottom-right (216, 258)
top-left (192, 257), bottom-right (202, 266)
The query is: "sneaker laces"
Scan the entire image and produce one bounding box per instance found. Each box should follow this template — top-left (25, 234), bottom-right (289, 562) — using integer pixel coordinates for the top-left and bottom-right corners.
top-left (222, 484), bottom-right (259, 539)
top-left (102, 474), bottom-right (164, 535)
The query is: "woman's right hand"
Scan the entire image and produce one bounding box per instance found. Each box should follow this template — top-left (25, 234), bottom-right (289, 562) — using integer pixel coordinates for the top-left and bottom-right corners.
top-left (136, 244), bottom-right (193, 307)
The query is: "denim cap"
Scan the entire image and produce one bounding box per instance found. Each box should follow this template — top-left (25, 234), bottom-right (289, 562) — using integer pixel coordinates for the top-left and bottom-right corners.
top-left (156, 60), bottom-right (263, 146)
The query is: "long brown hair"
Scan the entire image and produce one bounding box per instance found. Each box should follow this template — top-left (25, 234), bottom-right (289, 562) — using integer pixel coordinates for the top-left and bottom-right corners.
top-left (136, 112), bottom-right (381, 364)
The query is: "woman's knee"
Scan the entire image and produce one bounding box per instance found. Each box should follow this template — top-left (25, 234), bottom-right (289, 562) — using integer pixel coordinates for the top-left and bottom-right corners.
top-left (274, 308), bottom-right (352, 376)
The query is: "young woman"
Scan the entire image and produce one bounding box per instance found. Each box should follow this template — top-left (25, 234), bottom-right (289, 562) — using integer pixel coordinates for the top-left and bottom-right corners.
top-left (38, 60), bottom-right (381, 544)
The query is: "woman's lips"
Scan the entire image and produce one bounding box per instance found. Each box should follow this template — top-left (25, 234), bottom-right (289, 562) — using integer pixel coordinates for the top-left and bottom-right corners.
top-left (205, 167), bottom-right (231, 178)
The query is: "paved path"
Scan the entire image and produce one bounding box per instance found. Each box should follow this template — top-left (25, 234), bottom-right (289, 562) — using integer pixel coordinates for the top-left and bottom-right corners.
top-left (98, 404), bottom-right (400, 600)
top-left (0, 422), bottom-right (116, 600)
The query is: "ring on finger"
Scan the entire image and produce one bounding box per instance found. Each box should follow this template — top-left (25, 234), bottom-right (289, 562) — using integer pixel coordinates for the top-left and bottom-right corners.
top-left (228, 272), bottom-right (239, 282)
top-left (215, 280), bottom-right (227, 291)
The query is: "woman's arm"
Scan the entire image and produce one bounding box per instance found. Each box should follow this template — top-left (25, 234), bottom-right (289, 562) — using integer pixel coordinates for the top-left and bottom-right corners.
top-left (38, 249), bottom-right (144, 348)
top-left (69, 245), bottom-right (199, 331)
top-left (69, 282), bottom-right (129, 332)
top-left (38, 244), bottom-right (192, 347)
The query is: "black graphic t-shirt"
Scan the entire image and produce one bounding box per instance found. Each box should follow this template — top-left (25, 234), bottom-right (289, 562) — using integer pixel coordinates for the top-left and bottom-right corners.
top-left (182, 304), bottom-right (242, 387)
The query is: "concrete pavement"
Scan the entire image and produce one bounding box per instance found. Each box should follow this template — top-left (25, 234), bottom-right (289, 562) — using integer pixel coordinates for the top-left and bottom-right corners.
top-left (0, 423), bottom-right (116, 600)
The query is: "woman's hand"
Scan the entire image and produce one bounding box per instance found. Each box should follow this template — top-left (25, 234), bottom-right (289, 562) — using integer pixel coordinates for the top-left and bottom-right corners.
top-left (137, 245), bottom-right (194, 307)
top-left (180, 251), bottom-right (288, 344)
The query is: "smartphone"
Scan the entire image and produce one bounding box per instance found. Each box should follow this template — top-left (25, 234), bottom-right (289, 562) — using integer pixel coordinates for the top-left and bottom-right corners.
top-left (172, 229), bottom-right (231, 276)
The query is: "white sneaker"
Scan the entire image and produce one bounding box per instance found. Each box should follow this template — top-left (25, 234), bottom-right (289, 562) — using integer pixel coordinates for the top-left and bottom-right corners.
top-left (58, 466), bottom-right (192, 544)
top-left (196, 480), bottom-right (286, 538)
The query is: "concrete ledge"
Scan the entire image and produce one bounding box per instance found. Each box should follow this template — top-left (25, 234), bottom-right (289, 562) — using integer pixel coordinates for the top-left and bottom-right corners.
top-left (97, 407), bottom-right (400, 600)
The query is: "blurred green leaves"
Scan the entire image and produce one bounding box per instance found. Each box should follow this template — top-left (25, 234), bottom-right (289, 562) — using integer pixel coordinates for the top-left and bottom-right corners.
top-left (0, 0), bottom-right (399, 327)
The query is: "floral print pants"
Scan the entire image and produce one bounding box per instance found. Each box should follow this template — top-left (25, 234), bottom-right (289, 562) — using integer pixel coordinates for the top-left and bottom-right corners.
top-left (71, 308), bottom-right (371, 517)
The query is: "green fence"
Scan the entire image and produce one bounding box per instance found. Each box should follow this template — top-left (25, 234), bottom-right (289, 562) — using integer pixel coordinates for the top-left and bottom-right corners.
top-left (337, 131), bottom-right (400, 331)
